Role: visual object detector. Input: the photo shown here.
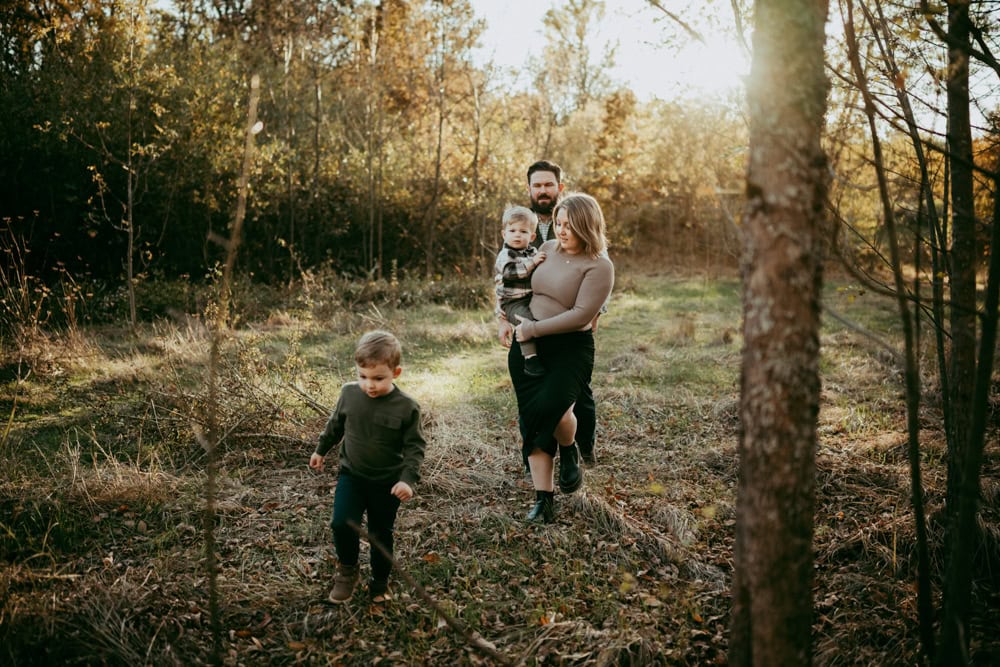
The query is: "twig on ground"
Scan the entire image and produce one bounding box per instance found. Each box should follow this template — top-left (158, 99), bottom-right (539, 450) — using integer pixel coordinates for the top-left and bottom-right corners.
top-left (825, 305), bottom-right (901, 366)
top-left (348, 519), bottom-right (514, 666)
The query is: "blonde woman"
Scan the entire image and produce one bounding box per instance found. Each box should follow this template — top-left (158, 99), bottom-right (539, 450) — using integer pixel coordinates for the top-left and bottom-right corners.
top-left (510, 193), bottom-right (614, 523)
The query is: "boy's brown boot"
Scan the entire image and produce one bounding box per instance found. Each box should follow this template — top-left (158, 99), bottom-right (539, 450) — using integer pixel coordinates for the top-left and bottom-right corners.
top-left (328, 564), bottom-right (360, 603)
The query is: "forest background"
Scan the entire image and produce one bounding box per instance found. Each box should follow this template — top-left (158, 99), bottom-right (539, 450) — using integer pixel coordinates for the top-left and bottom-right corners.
top-left (2, 0), bottom-right (1000, 665)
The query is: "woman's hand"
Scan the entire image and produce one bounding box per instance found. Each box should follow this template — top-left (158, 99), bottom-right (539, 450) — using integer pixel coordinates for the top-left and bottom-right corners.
top-left (309, 453), bottom-right (325, 471)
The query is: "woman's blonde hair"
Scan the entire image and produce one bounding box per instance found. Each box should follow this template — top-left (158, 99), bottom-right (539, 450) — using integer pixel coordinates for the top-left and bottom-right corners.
top-left (552, 193), bottom-right (608, 258)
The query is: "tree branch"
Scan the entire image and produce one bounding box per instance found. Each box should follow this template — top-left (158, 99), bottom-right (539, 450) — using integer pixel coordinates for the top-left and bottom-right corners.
top-left (348, 519), bottom-right (514, 666)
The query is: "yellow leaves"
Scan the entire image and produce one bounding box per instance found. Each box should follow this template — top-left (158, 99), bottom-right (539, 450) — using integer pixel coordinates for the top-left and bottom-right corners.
top-left (619, 572), bottom-right (637, 593)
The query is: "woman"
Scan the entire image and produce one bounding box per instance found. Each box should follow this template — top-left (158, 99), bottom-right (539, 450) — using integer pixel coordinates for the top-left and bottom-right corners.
top-left (510, 192), bottom-right (614, 523)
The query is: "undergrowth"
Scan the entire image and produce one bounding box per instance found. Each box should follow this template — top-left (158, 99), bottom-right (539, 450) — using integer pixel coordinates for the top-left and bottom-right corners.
top-left (0, 272), bottom-right (998, 665)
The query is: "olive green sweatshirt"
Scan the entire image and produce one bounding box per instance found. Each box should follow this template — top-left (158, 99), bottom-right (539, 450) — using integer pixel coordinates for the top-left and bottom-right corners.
top-left (316, 383), bottom-right (426, 485)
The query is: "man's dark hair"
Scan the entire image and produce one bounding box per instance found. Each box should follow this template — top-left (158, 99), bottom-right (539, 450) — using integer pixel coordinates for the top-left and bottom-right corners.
top-left (526, 160), bottom-right (562, 184)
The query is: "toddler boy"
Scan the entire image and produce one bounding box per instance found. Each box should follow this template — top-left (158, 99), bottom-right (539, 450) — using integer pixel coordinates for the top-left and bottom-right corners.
top-left (494, 205), bottom-right (547, 376)
top-left (309, 330), bottom-right (426, 603)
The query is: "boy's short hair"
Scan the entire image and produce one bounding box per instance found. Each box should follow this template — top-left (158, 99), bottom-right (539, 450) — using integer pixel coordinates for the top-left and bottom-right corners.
top-left (355, 330), bottom-right (402, 368)
top-left (502, 205), bottom-right (538, 232)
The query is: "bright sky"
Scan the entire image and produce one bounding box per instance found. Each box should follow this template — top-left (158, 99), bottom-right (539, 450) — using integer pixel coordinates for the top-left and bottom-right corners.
top-left (467, 0), bottom-right (750, 102)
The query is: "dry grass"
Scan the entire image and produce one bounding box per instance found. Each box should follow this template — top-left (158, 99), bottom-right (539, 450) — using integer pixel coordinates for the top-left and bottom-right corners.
top-left (1, 273), bottom-right (998, 665)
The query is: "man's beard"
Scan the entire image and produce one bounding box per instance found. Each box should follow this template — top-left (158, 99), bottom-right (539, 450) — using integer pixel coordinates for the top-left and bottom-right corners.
top-left (531, 195), bottom-right (555, 216)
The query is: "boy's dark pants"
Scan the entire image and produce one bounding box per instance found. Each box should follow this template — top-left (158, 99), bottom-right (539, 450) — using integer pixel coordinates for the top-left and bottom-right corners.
top-left (331, 470), bottom-right (401, 582)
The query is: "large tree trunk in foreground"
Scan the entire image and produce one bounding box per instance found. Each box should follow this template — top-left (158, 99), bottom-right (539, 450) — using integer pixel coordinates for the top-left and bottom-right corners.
top-left (730, 0), bottom-right (830, 665)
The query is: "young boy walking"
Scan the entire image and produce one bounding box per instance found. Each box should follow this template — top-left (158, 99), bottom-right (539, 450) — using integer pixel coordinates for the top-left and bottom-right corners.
top-left (309, 330), bottom-right (427, 603)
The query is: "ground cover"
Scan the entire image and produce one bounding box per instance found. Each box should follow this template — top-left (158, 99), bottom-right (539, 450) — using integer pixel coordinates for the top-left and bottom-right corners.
top-left (1, 272), bottom-right (997, 665)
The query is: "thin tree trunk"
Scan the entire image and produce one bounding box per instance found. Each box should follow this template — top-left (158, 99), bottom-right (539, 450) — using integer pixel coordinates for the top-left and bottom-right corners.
top-left (939, 169), bottom-right (1000, 666)
top-left (376, 92), bottom-right (384, 280)
top-left (364, 3), bottom-right (379, 276)
top-left (126, 6), bottom-right (138, 329)
top-left (424, 21), bottom-right (446, 279)
top-left (944, 0), bottom-right (977, 541)
top-left (284, 33), bottom-right (296, 283)
top-left (203, 73), bottom-right (260, 666)
top-left (937, 5), bottom-right (978, 658)
top-left (855, 1), bottom-right (938, 655)
top-left (471, 80), bottom-right (484, 275)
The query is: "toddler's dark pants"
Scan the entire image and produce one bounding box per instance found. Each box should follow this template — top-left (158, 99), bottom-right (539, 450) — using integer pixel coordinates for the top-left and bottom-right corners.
top-left (331, 470), bottom-right (401, 582)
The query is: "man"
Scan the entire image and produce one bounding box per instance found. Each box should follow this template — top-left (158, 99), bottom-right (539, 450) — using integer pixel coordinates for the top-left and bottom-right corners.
top-left (525, 160), bottom-right (563, 250)
top-left (497, 159), bottom-right (601, 465)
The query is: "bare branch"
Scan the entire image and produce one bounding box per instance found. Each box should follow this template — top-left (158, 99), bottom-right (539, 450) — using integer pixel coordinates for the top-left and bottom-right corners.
top-left (730, 0), bottom-right (751, 58)
top-left (645, 0), bottom-right (707, 45)
top-left (348, 519), bottom-right (514, 666)
top-left (280, 381), bottom-right (331, 416)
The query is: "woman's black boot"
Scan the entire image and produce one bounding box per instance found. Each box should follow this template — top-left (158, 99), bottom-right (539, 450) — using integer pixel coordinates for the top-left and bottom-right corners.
top-left (526, 490), bottom-right (555, 524)
top-left (558, 442), bottom-right (583, 494)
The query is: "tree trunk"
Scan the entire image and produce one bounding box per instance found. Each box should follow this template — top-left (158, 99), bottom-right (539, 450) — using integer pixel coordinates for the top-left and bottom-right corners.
top-left (939, 2), bottom-right (977, 660)
top-left (730, 1), bottom-right (830, 665)
top-left (843, 2), bottom-right (937, 656)
top-left (944, 0), bottom-right (976, 526)
top-left (938, 169), bottom-right (1000, 667)
top-left (423, 23), bottom-right (446, 279)
top-left (471, 80), bottom-right (484, 276)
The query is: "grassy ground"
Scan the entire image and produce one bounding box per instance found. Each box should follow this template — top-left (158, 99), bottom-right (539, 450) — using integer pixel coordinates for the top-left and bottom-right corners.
top-left (1, 271), bottom-right (998, 665)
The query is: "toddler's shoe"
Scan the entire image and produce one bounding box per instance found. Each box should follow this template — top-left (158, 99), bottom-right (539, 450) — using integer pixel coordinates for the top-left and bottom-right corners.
top-left (523, 356), bottom-right (545, 377)
top-left (328, 564), bottom-right (359, 603)
top-left (369, 578), bottom-right (391, 604)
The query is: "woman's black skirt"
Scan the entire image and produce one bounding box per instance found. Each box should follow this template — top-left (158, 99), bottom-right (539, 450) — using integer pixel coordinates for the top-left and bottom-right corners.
top-left (508, 329), bottom-right (595, 458)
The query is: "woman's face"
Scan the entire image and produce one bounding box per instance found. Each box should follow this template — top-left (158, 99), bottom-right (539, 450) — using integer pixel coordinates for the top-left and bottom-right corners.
top-left (555, 208), bottom-right (582, 254)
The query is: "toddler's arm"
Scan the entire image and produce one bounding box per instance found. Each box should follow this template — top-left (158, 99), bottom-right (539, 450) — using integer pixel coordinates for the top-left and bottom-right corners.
top-left (500, 249), bottom-right (543, 282)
